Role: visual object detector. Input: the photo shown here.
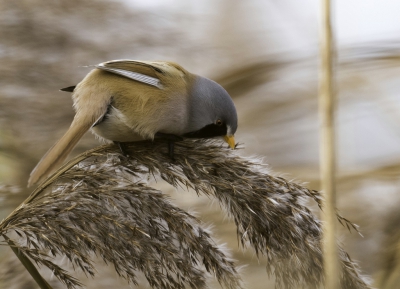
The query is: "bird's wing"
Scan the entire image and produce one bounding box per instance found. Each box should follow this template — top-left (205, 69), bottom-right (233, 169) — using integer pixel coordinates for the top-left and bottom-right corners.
top-left (60, 60), bottom-right (189, 92)
top-left (96, 60), bottom-right (165, 89)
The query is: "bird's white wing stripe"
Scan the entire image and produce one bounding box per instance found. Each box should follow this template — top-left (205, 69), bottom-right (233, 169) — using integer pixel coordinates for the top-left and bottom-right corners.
top-left (95, 65), bottom-right (163, 89)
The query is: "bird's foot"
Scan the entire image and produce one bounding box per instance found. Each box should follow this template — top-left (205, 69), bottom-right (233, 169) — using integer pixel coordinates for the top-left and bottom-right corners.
top-left (154, 133), bottom-right (183, 161)
top-left (168, 141), bottom-right (175, 160)
top-left (114, 141), bottom-right (130, 157)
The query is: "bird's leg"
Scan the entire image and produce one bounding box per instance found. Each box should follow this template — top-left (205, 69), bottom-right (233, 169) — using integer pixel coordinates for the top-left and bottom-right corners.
top-left (114, 141), bottom-right (129, 157)
top-left (154, 133), bottom-right (183, 160)
top-left (168, 141), bottom-right (175, 159)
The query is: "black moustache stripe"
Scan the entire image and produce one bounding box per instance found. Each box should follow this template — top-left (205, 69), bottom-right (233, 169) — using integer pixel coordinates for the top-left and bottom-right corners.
top-left (184, 123), bottom-right (227, 138)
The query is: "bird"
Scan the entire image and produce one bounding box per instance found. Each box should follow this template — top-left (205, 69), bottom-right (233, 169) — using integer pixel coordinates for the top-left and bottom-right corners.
top-left (28, 60), bottom-right (238, 187)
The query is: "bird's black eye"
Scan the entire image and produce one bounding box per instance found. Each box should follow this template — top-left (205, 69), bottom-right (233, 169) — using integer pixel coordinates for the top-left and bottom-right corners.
top-left (216, 119), bottom-right (223, 126)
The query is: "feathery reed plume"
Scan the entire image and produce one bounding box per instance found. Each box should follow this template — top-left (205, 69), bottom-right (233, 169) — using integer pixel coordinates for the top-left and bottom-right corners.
top-left (0, 161), bottom-right (242, 288)
top-left (1, 139), bottom-right (371, 288)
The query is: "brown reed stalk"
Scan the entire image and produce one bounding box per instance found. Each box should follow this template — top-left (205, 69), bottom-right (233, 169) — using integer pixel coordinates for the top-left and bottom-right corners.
top-left (319, 0), bottom-right (339, 288)
top-left (0, 140), bottom-right (371, 289)
top-left (3, 234), bottom-right (53, 289)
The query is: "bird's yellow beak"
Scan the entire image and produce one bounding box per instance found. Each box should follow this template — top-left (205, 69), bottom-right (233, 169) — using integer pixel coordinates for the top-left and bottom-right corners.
top-left (224, 135), bottom-right (236, 149)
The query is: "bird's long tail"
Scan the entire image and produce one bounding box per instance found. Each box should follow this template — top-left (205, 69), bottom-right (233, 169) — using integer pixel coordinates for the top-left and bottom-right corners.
top-left (28, 118), bottom-right (92, 187)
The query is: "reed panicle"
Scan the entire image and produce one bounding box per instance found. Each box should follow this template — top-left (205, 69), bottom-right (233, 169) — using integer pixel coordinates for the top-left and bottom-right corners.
top-left (0, 139), bottom-right (371, 289)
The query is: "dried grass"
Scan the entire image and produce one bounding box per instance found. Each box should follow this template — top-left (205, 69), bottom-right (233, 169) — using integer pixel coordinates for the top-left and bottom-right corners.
top-left (0, 139), bottom-right (371, 288)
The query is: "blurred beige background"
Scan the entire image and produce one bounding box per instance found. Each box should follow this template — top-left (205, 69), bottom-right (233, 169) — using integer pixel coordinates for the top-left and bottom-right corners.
top-left (1, 0), bottom-right (400, 288)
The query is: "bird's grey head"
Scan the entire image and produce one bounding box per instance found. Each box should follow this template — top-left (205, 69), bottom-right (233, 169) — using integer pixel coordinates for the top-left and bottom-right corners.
top-left (184, 76), bottom-right (238, 146)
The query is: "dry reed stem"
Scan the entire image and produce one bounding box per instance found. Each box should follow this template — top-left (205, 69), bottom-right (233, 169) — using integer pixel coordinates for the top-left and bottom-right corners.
top-left (0, 139), bottom-right (371, 289)
top-left (319, 0), bottom-right (339, 288)
top-left (3, 235), bottom-right (53, 289)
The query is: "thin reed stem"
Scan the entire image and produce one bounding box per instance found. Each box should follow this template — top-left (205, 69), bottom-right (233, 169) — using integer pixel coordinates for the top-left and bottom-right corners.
top-left (3, 235), bottom-right (53, 289)
top-left (319, 0), bottom-right (339, 288)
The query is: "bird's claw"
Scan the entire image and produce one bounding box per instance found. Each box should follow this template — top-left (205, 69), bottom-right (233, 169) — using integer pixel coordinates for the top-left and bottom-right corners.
top-left (114, 141), bottom-right (130, 157)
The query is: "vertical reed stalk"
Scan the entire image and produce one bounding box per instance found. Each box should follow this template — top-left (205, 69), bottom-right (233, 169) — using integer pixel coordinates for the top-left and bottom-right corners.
top-left (3, 235), bottom-right (53, 289)
top-left (319, 0), bottom-right (339, 288)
